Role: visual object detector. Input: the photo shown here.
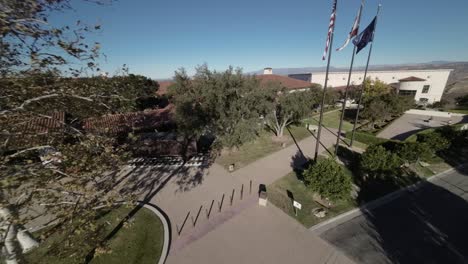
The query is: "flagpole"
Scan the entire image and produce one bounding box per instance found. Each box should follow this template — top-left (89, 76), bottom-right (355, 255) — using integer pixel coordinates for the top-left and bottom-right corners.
top-left (334, 0), bottom-right (364, 156)
top-left (335, 44), bottom-right (357, 155)
top-left (314, 1), bottom-right (338, 162)
top-left (350, 4), bottom-right (381, 147)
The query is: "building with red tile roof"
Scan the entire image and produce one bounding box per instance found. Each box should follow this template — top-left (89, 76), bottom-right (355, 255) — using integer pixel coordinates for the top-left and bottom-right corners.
top-left (256, 74), bottom-right (314, 91)
top-left (83, 105), bottom-right (175, 135)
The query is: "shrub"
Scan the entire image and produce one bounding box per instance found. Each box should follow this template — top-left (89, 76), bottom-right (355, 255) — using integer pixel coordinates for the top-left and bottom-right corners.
top-left (360, 145), bottom-right (402, 176)
top-left (395, 142), bottom-right (433, 163)
top-left (303, 158), bottom-right (352, 201)
top-left (416, 132), bottom-right (450, 153)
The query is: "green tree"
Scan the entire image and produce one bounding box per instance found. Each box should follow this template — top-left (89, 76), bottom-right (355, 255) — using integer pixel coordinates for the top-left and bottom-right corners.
top-left (0, 0), bottom-right (105, 76)
top-left (360, 144), bottom-right (402, 176)
top-left (383, 93), bottom-right (414, 117)
top-left (361, 93), bottom-right (414, 129)
top-left (169, 65), bottom-right (273, 150)
top-left (360, 97), bottom-right (388, 128)
top-left (0, 1), bottom-right (147, 262)
top-left (265, 89), bottom-right (318, 138)
top-left (363, 78), bottom-right (391, 98)
top-left (303, 158), bottom-right (352, 201)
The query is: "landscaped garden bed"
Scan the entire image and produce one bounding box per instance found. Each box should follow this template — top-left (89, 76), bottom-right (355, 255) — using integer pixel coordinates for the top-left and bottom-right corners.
top-left (269, 124), bottom-right (468, 228)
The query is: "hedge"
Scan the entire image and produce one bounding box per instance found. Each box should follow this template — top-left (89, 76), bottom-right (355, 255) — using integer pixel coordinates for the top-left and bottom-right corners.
top-left (345, 131), bottom-right (388, 145)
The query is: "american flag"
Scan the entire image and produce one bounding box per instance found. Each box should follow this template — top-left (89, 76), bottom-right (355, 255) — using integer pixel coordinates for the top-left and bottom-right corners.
top-left (322, 0), bottom-right (337, 60)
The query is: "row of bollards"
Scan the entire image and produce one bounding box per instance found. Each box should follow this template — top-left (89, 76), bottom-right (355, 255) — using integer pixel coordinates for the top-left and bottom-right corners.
top-left (176, 180), bottom-right (253, 236)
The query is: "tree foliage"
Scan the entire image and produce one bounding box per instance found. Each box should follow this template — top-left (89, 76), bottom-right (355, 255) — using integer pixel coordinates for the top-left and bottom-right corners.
top-left (363, 78), bottom-right (391, 99)
top-left (0, 72), bottom-right (158, 119)
top-left (265, 87), bottom-right (318, 137)
top-left (360, 144), bottom-right (402, 177)
top-left (303, 158), bottom-right (352, 201)
top-left (0, 1), bottom-right (154, 262)
top-left (359, 78), bottom-right (414, 129)
top-left (169, 65), bottom-right (273, 150)
top-left (395, 142), bottom-right (433, 164)
top-left (417, 131), bottom-right (450, 153)
top-left (0, 0), bottom-right (110, 76)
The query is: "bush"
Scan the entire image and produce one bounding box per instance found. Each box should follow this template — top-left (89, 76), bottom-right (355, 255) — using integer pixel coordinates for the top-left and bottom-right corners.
top-left (417, 131), bottom-right (450, 153)
top-left (360, 145), bottom-right (402, 176)
top-left (303, 158), bottom-right (352, 201)
top-left (395, 142), bottom-right (433, 163)
top-left (345, 131), bottom-right (388, 145)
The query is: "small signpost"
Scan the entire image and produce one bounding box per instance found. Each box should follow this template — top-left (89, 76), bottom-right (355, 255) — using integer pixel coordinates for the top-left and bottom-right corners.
top-left (293, 200), bottom-right (302, 216)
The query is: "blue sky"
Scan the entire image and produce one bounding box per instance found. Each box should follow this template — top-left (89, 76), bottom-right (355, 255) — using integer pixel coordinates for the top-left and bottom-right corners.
top-left (52, 0), bottom-right (468, 79)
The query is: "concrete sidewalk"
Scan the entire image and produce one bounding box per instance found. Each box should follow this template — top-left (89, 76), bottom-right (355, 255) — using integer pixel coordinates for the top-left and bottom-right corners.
top-left (145, 129), bottom-right (338, 243)
top-left (167, 203), bottom-right (354, 264)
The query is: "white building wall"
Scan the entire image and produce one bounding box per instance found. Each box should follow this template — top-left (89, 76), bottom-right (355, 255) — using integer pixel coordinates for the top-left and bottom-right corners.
top-left (309, 69), bottom-right (452, 103)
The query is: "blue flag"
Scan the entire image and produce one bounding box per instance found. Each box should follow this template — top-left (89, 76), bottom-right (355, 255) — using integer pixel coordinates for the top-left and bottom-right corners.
top-left (353, 17), bottom-right (376, 54)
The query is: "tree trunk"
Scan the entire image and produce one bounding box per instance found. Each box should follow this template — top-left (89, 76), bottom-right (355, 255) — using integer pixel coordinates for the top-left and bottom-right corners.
top-left (278, 125), bottom-right (284, 137)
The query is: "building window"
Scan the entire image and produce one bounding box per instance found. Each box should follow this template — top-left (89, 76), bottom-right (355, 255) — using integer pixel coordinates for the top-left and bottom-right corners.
top-left (399, 90), bottom-right (417, 97)
top-left (419, 98), bottom-right (429, 103)
top-left (422, 85), bottom-right (430, 93)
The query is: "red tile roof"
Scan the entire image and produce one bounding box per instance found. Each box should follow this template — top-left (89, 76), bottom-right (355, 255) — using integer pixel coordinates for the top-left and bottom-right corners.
top-left (22, 112), bottom-right (65, 134)
top-left (399, 76), bottom-right (426, 82)
top-left (3, 112), bottom-right (66, 150)
top-left (83, 105), bottom-right (174, 135)
top-left (256, 74), bottom-right (313, 90)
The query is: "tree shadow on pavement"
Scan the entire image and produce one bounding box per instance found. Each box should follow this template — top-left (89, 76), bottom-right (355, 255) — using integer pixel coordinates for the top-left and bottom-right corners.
top-left (84, 158), bottom-right (212, 263)
top-left (306, 128), bottom-right (334, 157)
top-left (287, 126), bottom-right (305, 158)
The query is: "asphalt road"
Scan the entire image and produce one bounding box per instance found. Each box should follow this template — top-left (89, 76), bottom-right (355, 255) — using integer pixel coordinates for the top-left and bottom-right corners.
top-left (321, 168), bottom-right (468, 264)
top-left (377, 113), bottom-right (467, 141)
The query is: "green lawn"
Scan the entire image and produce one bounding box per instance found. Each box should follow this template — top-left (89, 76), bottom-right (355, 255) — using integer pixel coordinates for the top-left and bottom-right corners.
top-left (447, 108), bottom-right (468, 115)
top-left (268, 170), bottom-right (357, 228)
top-left (216, 125), bottom-right (311, 170)
top-left (303, 110), bottom-right (355, 132)
top-left (25, 206), bottom-right (164, 264)
top-left (342, 138), bottom-right (368, 151)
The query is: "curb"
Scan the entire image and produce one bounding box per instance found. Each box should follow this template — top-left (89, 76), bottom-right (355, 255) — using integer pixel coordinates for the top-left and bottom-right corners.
top-left (309, 163), bottom-right (467, 235)
top-left (140, 202), bottom-right (171, 264)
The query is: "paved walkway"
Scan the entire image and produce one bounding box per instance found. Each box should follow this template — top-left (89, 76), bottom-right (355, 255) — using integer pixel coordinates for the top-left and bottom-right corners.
top-left (119, 128), bottom-right (340, 263)
top-left (167, 203), bottom-right (354, 264)
top-left (152, 129), bottom-right (337, 242)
